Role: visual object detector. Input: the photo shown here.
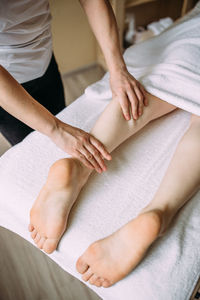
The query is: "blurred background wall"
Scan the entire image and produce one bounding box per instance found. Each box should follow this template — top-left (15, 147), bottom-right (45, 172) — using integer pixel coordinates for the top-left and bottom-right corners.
top-left (49, 0), bottom-right (199, 74)
top-left (49, 0), bottom-right (97, 74)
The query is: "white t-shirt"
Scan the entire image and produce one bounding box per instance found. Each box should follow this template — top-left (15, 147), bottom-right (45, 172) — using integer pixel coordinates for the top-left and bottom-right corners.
top-left (0, 0), bottom-right (52, 83)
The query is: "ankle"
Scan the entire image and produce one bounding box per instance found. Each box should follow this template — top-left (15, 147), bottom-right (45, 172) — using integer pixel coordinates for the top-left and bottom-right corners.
top-left (75, 159), bottom-right (92, 182)
top-left (139, 208), bottom-right (165, 236)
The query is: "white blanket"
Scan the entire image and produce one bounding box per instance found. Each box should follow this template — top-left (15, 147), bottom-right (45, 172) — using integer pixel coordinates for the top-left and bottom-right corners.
top-left (1, 4), bottom-right (200, 300)
top-left (86, 2), bottom-right (200, 116)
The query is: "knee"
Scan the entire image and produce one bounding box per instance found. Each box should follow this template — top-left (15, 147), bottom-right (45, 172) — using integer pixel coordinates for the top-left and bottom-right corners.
top-left (186, 114), bottom-right (200, 152)
top-left (190, 114), bottom-right (200, 130)
top-left (190, 114), bottom-right (200, 124)
top-left (144, 93), bottom-right (177, 123)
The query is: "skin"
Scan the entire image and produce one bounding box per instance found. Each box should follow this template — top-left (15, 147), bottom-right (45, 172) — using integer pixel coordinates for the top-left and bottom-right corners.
top-left (77, 113), bottom-right (200, 288)
top-left (79, 0), bottom-right (147, 120)
top-left (29, 91), bottom-right (200, 287)
top-left (0, 0), bottom-right (146, 171)
top-left (0, 65), bottom-right (110, 173)
top-left (2, 0), bottom-right (199, 288)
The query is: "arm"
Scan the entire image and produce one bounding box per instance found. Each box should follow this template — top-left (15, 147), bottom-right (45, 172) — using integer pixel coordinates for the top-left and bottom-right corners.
top-left (0, 65), bottom-right (111, 172)
top-left (79, 0), bottom-right (147, 120)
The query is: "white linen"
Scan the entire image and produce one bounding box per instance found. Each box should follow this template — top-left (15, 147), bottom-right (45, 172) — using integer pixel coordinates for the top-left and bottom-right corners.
top-left (1, 4), bottom-right (200, 300)
top-left (85, 1), bottom-right (200, 116)
top-left (0, 95), bottom-right (200, 300)
top-left (0, 0), bottom-right (52, 83)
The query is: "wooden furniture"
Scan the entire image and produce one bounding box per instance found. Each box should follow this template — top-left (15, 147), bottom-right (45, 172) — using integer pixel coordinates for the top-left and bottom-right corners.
top-left (181, 0), bottom-right (196, 15)
top-left (97, 0), bottom-right (196, 69)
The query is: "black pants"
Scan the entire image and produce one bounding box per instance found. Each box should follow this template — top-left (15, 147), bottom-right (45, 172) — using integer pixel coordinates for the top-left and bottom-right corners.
top-left (0, 53), bottom-right (65, 145)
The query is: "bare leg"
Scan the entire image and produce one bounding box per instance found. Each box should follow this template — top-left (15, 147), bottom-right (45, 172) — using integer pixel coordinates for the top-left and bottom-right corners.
top-left (29, 93), bottom-right (176, 253)
top-left (90, 94), bottom-right (176, 153)
top-left (76, 114), bottom-right (200, 288)
top-left (141, 114), bottom-right (200, 230)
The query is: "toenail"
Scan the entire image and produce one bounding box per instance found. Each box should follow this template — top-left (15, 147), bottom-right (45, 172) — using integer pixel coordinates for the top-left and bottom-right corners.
top-left (28, 224), bottom-right (34, 232)
top-left (31, 229), bottom-right (37, 239)
top-left (76, 260), bottom-right (89, 274)
top-left (82, 268), bottom-right (93, 281)
top-left (102, 279), bottom-right (110, 287)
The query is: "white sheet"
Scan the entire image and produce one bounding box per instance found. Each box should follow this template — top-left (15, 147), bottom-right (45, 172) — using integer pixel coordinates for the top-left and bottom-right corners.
top-left (86, 1), bottom-right (200, 116)
top-left (1, 4), bottom-right (200, 300)
top-left (0, 95), bottom-right (200, 300)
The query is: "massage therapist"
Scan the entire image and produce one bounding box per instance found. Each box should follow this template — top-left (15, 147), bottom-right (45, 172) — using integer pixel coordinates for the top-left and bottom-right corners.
top-left (0, 0), bottom-right (146, 173)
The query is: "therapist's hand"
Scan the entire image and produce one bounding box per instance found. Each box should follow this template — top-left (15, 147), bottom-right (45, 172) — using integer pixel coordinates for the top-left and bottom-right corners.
top-left (110, 68), bottom-right (147, 121)
top-left (51, 119), bottom-right (112, 173)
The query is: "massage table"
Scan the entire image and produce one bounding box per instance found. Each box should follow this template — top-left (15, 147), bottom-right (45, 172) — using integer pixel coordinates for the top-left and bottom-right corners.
top-left (1, 3), bottom-right (200, 300)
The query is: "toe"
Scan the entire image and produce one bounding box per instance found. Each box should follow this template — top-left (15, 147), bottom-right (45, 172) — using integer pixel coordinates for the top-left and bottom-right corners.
top-left (34, 233), bottom-right (41, 244)
top-left (82, 267), bottom-right (93, 282)
top-left (31, 229), bottom-right (37, 239)
top-left (102, 279), bottom-right (111, 288)
top-left (89, 274), bottom-right (99, 285)
top-left (76, 257), bottom-right (89, 274)
top-left (93, 278), bottom-right (102, 287)
top-left (37, 237), bottom-right (46, 249)
top-left (28, 224), bottom-right (34, 232)
top-left (42, 238), bottom-right (59, 254)
top-left (99, 277), bottom-right (105, 284)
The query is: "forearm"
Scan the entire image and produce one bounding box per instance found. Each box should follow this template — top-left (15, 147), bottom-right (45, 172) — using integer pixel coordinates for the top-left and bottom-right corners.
top-left (79, 0), bottom-right (126, 74)
top-left (0, 65), bottom-right (59, 138)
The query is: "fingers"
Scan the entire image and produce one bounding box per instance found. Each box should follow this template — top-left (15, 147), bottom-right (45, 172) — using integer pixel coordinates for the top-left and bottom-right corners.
top-left (126, 89), bottom-right (138, 120)
top-left (78, 147), bottom-right (103, 174)
top-left (72, 131), bottom-right (112, 173)
top-left (139, 84), bottom-right (148, 106)
top-left (110, 70), bottom-right (147, 121)
top-left (125, 83), bottom-right (146, 120)
top-left (75, 151), bottom-right (94, 171)
top-left (84, 143), bottom-right (107, 172)
top-left (78, 137), bottom-right (112, 173)
top-left (89, 136), bottom-right (111, 161)
top-left (119, 94), bottom-right (131, 121)
top-left (133, 85), bottom-right (144, 116)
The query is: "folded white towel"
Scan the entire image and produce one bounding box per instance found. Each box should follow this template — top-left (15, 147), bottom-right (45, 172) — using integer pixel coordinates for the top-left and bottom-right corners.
top-left (86, 2), bottom-right (200, 116)
top-left (147, 17), bottom-right (173, 35)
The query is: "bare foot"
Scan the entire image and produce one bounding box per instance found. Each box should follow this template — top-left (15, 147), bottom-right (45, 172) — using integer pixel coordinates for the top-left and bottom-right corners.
top-left (76, 209), bottom-right (163, 287)
top-left (28, 158), bottom-right (90, 254)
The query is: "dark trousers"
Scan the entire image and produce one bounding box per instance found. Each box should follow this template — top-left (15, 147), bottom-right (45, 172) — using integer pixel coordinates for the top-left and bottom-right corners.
top-left (0, 53), bottom-right (65, 145)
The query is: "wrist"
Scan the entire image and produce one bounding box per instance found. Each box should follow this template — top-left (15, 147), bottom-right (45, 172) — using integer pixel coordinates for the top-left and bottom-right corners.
top-left (109, 60), bottom-right (127, 76)
top-left (104, 45), bottom-right (127, 76)
top-left (47, 116), bottom-right (62, 140)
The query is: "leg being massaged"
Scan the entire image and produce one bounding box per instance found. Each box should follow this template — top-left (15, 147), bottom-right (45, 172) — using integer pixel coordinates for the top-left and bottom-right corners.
top-left (29, 91), bottom-right (200, 287)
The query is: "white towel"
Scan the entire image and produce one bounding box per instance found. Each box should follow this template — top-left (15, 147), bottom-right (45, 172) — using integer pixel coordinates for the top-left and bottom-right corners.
top-left (0, 96), bottom-right (199, 300)
top-left (1, 4), bottom-right (200, 300)
top-left (85, 2), bottom-right (200, 116)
